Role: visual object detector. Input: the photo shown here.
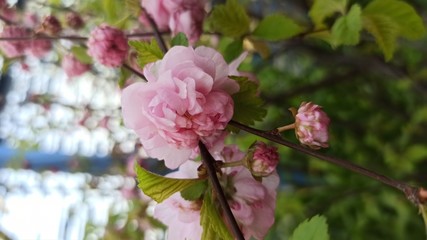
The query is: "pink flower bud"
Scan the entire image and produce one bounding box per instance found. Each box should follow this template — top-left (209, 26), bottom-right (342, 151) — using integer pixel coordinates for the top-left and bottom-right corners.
top-left (40, 15), bottom-right (62, 36)
top-left (0, 26), bottom-right (29, 58)
top-left (87, 24), bottom-right (129, 67)
top-left (66, 12), bottom-right (84, 30)
top-left (61, 54), bottom-right (91, 78)
top-left (295, 102), bottom-right (330, 149)
top-left (246, 141), bottom-right (279, 177)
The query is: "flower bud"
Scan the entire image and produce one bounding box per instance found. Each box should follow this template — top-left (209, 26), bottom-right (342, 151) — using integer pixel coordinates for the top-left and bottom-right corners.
top-left (66, 12), bottom-right (84, 30)
top-left (40, 15), bottom-right (62, 36)
top-left (295, 102), bottom-right (330, 149)
top-left (245, 141), bottom-right (279, 177)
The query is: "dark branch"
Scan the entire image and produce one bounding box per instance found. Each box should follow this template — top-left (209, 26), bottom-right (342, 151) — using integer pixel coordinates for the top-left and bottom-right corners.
top-left (141, 8), bottom-right (168, 54)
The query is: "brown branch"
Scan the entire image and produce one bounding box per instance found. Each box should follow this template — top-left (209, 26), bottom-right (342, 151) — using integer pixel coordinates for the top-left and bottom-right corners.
top-left (141, 8), bottom-right (168, 54)
top-left (0, 35), bottom-right (87, 41)
top-left (122, 63), bottom-right (147, 82)
top-left (198, 141), bottom-right (245, 240)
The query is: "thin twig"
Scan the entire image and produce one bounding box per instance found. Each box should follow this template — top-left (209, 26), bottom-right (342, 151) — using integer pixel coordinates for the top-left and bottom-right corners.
top-left (126, 31), bottom-right (170, 39)
top-left (198, 141), bottom-right (245, 240)
top-left (141, 8), bottom-right (168, 53)
top-left (122, 63), bottom-right (147, 82)
top-left (0, 35), bottom-right (87, 41)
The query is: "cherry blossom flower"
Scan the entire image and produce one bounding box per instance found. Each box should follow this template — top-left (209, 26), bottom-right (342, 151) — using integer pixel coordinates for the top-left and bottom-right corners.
top-left (295, 102), bottom-right (330, 149)
top-left (0, 26), bottom-right (29, 58)
top-left (87, 24), bottom-right (129, 67)
top-left (141, 0), bottom-right (206, 44)
top-left (121, 46), bottom-right (243, 169)
top-left (61, 54), bottom-right (91, 78)
top-left (246, 141), bottom-right (279, 177)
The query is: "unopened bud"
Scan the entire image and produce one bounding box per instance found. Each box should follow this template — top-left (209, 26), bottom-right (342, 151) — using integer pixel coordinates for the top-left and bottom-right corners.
top-left (245, 141), bottom-right (279, 177)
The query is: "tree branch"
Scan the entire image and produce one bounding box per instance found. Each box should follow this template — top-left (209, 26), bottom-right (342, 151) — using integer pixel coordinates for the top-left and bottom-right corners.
top-left (141, 8), bottom-right (168, 54)
top-left (198, 141), bottom-right (245, 240)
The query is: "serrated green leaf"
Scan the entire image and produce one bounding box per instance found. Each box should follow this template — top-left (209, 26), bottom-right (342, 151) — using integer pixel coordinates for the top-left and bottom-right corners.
top-left (125, 0), bottom-right (141, 17)
top-left (331, 4), bottom-right (362, 46)
top-left (208, 0), bottom-right (250, 38)
top-left (201, 191), bottom-right (233, 240)
top-left (253, 14), bottom-right (305, 41)
top-left (231, 76), bottom-right (267, 127)
top-left (129, 39), bottom-right (164, 69)
top-left (291, 215), bottom-right (330, 240)
top-left (309, 0), bottom-right (348, 29)
top-left (362, 14), bottom-right (399, 61)
top-left (181, 180), bottom-right (207, 201)
top-left (71, 46), bottom-right (93, 64)
top-left (135, 163), bottom-right (203, 203)
top-left (224, 39), bottom-right (243, 63)
top-left (363, 0), bottom-right (426, 40)
top-left (171, 32), bottom-right (189, 47)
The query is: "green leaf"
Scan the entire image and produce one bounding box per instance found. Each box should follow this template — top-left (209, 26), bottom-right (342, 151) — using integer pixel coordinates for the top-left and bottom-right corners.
top-left (171, 32), bottom-right (189, 47)
top-left (118, 66), bottom-right (131, 88)
top-left (70, 46), bottom-right (93, 64)
top-left (125, 0), bottom-right (141, 17)
top-left (208, 0), bottom-right (250, 38)
top-left (253, 14), bottom-right (305, 41)
top-left (135, 163), bottom-right (203, 203)
top-left (224, 39), bottom-right (243, 63)
top-left (291, 215), bottom-right (330, 240)
top-left (331, 4), bottom-right (362, 46)
top-left (362, 14), bottom-right (399, 61)
top-left (231, 76), bottom-right (267, 127)
top-left (200, 191), bottom-right (233, 240)
top-left (181, 180), bottom-right (208, 201)
top-left (103, 0), bottom-right (118, 23)
top-left (309, 0), bottom-right (348, 29)
top-left (363, 0), bottom-right (426, 40)
top-left (129, 39), bottom-right (164, 69)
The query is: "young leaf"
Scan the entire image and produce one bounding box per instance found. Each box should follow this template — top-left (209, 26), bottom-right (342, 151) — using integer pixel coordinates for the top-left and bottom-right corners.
top-left (135, 163), bottom-right (203, 203)
top-left (181, 180), bottom-right (208, 201)
top-left (252, 14), bottom-right (305, 41)
top-left (70, 46), bottom-right (93, 64)
top-left (200, 191), bottom-right (233, 240)
top-left (309, 0), bottom-right (348, 29)
top-left (171, 32), bottom-right (189, 47)
top-left (231, 76), bottom-right (267, 126)
top-left (331, 4), bottom-right (362, 46)
top-left (224, 39), bottom-right (243, 63)
top-left (208, 0), bottom-right (250, 38)
top-left (125, 0), bottom-right (141, 17)
top-left (129, 39), bottom-right (164, 69)
top-left (291, 215), bottom-right (330, 240)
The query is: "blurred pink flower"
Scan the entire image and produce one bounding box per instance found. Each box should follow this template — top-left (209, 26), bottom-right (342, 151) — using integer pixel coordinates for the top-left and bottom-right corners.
top-left (246, 141), bottom-right (279, 177)
top-left (40, 15), bottom-right (62, 36)
top-left (87, 24), bottom-right (129, 67)
top-left (0, 26), bottom-right (28, 58)
top-left (23, 13), bottom-right (39, 28)
top-left (141, 0), bottom-right (206, 44)
top-left (61, 54), bottom-right (91, 77)
top-left (28, 39), bottom-right (52, 58)
top-left (295, 102), bottom-right (330, 149)
top-left (121, 46), bottom-right (242, 169)
top-left (66, 12), bottom-right (84, 30)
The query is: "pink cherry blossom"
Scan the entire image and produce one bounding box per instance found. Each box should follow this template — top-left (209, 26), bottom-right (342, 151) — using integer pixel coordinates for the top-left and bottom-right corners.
top-left (141, 0), bottom-right (206, 44)
top-left (247, 141), bottom-right (279, 177)
top-left (61, 54), bottom-right (91, 78)
top-left (121, 46), bottom-right (243, 169)
top-left (28, 39), bottom-right (52, 58)
top-left (0, 26), bottom-right (29, 58)
top-left (87, 24), bottom-right (129, 67)
top-left (295, 102), bottom-right (330, 149)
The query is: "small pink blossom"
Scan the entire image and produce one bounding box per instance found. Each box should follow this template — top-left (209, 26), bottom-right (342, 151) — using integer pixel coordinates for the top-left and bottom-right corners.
top-left (246, 141), bottom-right (279, 177)
top-left (121, 46), bottom-right (243, 169)
top-left (28, 39), bottom-right (52, 58)
top-left (87, 24), bottom-right (129, 67)
top-left (61, 54), bottom-right (91, 77)
top-left (141, 0), bottom-right (206, 44)
top-left (295, 102), bottom-right (330, 149)
top-left (0, 26), bottom-right (28, 58)
top-left (40, 15), bottom-right (62, 36)
top-left (23, 13), bottom-right (39, 28)
top-left (66, 12), bottom-right (84, 30)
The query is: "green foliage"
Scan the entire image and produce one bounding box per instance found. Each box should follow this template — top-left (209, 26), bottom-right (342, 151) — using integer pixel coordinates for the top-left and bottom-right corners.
top-left (208, 0), bottom-right (250, 38)
top-left (135, 163), bottom-right (203, 203)
top-left (171, 32), bottom-right (189, 47)
top-left (181, 180), bottom-right (208, 201)
top-left (230, 76), bottom-right (267, 127)
top-left (309, 0), bottom-right (348, 29)
top-left (291, 215), bottom-right (330, 240)
top-left (129, 39), bottom-right (164, 69)
top-left (118, 67), bottom-right (131, 88)
top-left (70, 46), bottom-right (93, 64)
top-left (224, 39), bottom-right (243, 63)
top-left (200, 191), bottom-right (233, 240)
top-left (362, 0), bottom-right (426, 60)
top-left (252, 14), bottom-right (305, 41)
top-left (125, 0), bottom-right (141, 17)
top-left (331, 4), bottom-right (362, 46)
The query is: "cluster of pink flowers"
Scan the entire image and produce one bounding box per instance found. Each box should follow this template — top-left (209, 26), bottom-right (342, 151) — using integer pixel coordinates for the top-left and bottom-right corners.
top-left (153, 145), bottom-right (279, 240)
top-left (141, 0), bottom-right (206, 44)
top-left (295, 102), bottom-right (330, 149)
top-left (121, 45), bottom-right (244, 169)
top-left (61, 54), bottom-right (91, 78)
top-left (87, 24), bottom-right (129, 67)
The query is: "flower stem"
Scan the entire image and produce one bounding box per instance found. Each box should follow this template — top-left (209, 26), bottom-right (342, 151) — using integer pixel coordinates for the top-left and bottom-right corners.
top-left (198, 141), bottom-right (245, 240)
top-left (220, 160), bottom-right (244, 168)
top-left (0, 34), bottom-right (87, 41)
top-left (122, 63), bottom-right (147, 82)
top-left (277, 123), bottom-right (296, 133)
